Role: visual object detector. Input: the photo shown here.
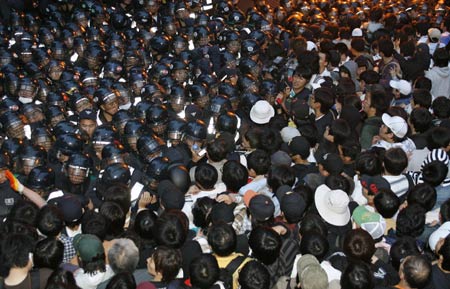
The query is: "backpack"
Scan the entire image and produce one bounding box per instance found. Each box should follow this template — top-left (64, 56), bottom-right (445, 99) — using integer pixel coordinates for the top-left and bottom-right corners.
top-left (218, 255), bottom-right (246, 289)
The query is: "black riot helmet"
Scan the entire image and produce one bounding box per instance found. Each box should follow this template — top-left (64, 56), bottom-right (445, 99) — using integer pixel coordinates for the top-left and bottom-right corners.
top-left (137, 135), bottom-right (165, 163)
top-left (134, 100), bottom-right (153, 121)
top-left (216, 112), bottom-right (238, 134)
top-left (184, 119), bottom-right (207, 141)
top-left (18, 144), bottom-right (47, 176)
top-left (31, 126), bottom-right (53, 152)
top-left (112, 110), bottom-right (133, 135)
top-left (0, 111), bottom-right (26, 140)
top-left (103, 61), bottom-right (124, 81)
top-left (146, 104), bottom-right (169, 127)
top-left (92, 125), bottom-right (118, 147)
top-left (101, 163), bottom-right (130, 186)
top-left (26, 165), bottom-right (55, 195)
top-left (144, 156), bottom-right (169, 189)
top-left (150, 34), bottom-right (171, 55)
top-left (110, 11), bottom-right (130, 31)
top-left (102, 143), bottom-right (125, 165)
top-left (54, 133), bottom-right (84, 157)
top-left (67, 153), bottom-right (93, 185)
top-left (1, 138), bottom-right (22, 170)
top-left (167, 118), bottom-right (186, 142)
top-left (53, 120), bottom-right (79, 138)
top-left (241, 39), bottom-right (260, 57)
top-left (123, 119), bottom-right (146, 151)
top-left (240, 92), bottom-right (262, 114)
top-left (208, 95), bottom-right (231, 116)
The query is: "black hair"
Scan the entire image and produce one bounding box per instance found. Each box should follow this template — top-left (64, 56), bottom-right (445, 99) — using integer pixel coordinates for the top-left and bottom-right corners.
top-left (378, 38), bottom-right (394, 57)
top-left (192, 197), bottom-right (215, 230)
top-left (207, 223), bottom-right (236, 257)
top-left (300, 231), bottom-right (329, 262)
top-left (410, 107), bottom-right (432, 133)
top-left (81, 210), bottom-right (107, 241)
top-left (432, 96), bottom-right (450, 119)
top-left (428, 126), bottom-right (450, 150)
top-left (249, 226), bottom-right (282, 265)
top-left (7, 200), bottom-right (39, 227)
top-left (299, 213), bottom-right (328, 237)
top-left (243, 127), bottom-right (262, 149)
top-left (36, 205), bottom-right (64, 237)
top-left (195, 163), bottom-right (218, 190)
top-left (340, 261), bottom-right (374, 289)
top-left (439, 235), bottom-right (450, 271)
top-left (407, 183), bottom-right (437, 212)
top-left (294, 66), bottom-right (313, 81)
top-left (414, 76), bottom-right (432, 91)
top-left (369, 7), bottom-right (383, 22)
top-left (267, 164), bottom-right (296, 193)
top-left (441, 199), bottom-right (450, 223)
top-left (374, 188), bottom-right (400, 218)
top-left (246, 149), bottom-right (271, 175)
top-left (45, 269), bottom-right (80, 289)
top-left (238, 261), bottom-right (271, 289)
top-left (396, 204), bottom-right (426, 238)
top-left (351, 38), bottom-right (366, 53)
top-left (154, 212), bottom-right (187, 249)
top-left (355, 151), bottom-right (383, 176)
top-left (222, 161), bottom-right (248, 193)
top-left (132, 209), bottom-right (158, 241)
top-left (390, 236), bottom-right (421, 271)
top-left (314, 87), bottom-right (335, 114)
top-left (343, 229), bottom-right (375, 264)
top-left (189, 254), bottom-right (220, 289)
top-left (368, 86), bottom-right (389, 116)
top-left (152, 246), bottom-right (182, 282)
top-left (259, 128), bottom-right (282, 155)
top-left (433, 48), bottom-right (449, 67)
top-left (400, 40), bottom-right (415, 57)
top-left (383, 148), bottom-right (408, 176)
top-left (297, 124), bottom-right (319, 148)
top-left (101, 184), bottom-right (131, 216)
top-left (34, 238), bottom-right (64, 270)
top-left (0, 233), bottom-right (34, 276)
top-left (325, 175), bottom-right (352, 195)
top-left (412, 89), bottom-right (432, 109)
top-left (422, 161), bottom-right (449, 187)
top-left (360, 71), bottom-right (380, 85)
top-left (340, 140), bottom-right (361, 161)
top-left (207, 137), bottom-right (231, 162)
top-left (329, 119), bottom-right (352, 145)
top-left (105, 272), bottom-right (136, 289)
top-left (402, 255), bottom-right (432, 289)
top-left (100, 201), bottom-right (126, 240)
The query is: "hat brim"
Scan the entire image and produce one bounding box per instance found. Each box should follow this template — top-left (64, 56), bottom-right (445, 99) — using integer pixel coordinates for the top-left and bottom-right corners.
top-left (315, 185), bottom-right (350, 226)
top-left (249, 106), bottom-right (275, 124)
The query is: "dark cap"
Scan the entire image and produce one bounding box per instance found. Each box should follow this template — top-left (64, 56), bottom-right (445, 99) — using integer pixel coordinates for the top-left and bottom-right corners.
top-left (317, 153), bottom-right (343, 175)
top-left (249, 194), bottom-right (275, 221)
top-left (50, 194), bottom-right (83, 223)
top-left (289, 136), bottom-right (310, 159)
top-left (210, 202), bottom-right (235, 224)
top-left (79, 109), bottom-right (97, 121)
top-left (271, 150), bottom-right (292, 166)
top-left (360, 174), bottom-right (390, 195)
top-left (275, 185), bottom-right (292, 201)
top-left (157, 180), bottom-right (185, 210)
top-left (281, 191), bottom-right (306, 223)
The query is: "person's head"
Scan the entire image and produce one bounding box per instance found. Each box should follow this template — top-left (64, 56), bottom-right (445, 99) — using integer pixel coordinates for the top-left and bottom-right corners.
top-left (105, 272), bottom-right (136, 289)
top-left (207, 223), bottom-right (236, 257)
top-left (299, 213), bottom-right (328, 238)
top-left (343, 229), bottom-right (375, 264)
top-left (147, 246), bottom-right (182, 282)
top-left (412, 89), bottom-right (432, 110)
top-left (383, 148), bottom-right (408, 176)
top-left (34, 238), bottom-right (64, 270)
top-left (0, 233), bottom-right (34, 275)
top-left (242, 127), bottom-right (262, 150)
top-left (238, 261), bottom-right (271, 289)
top-left (400, 255), bottom-right (432, 289)
top-left (246, 149), bottom-right (271, 177)
top-left (300, 231), bottom-right (329, 262)
top-left (438, 235), bottom-right (450, 271)
top-left (267, 164), bottom-right (296, 193)
top-left (81, 210), bottom-right (107, 241)
top-left (441, 199), bottom-right (450, 223)
top-left (407, 183), bottom-right (436, 212)
top-left (73, 234), bottom-right (106, 274)
top-left (355, 151), bottom-right (383, 176)
top-left (108, 238), bottom-right (139, 274)
top-left (363, 85), bottom-right (389, 117)
top-left (310, 87), bottom-right (335, 114)
top-left (432, 96), bottom-right (450, 119)
top-left (249, 226), bottom-right (282, 265)
top-left (413, 76), bottom-right (432, 91)
top-left (396, 204), bottom-right (426, 238)
top-left (36, 204), bottom-right (64, 237)
top-left (222, 161), bottom-right (248, 193)
top-left (192, 197), bottom-right (215, 230)
top-left (292, 66), bottom-right (312, 90)
top-left (374, 188), bottom-right (400, 218)
top-left (189, 254), bottom-right (220, 289)
top-left (259, 128), bottom-right (282, 155)
top-left (45, 269), bottom-right (79, 289)
top-left (340, 261), bottom-right (373, 289)
top-left (100, 184), bottom-right (131, 216)
top-left (378, 38), bottom-right (394, 58)
top-left (154, 211), bottom-right (187, 249)
top-left (409, 107), bottom-right (432, 134)
top-left (7, 200), bottom-right (39, 227)
top-left (433, 47), bottom-right (449, 68)
top-left (390, 236), bottom-right (421, 271)
top-left (195, 163), bottom-right (218, 190)
top-left (369, 7), bottom-right (383, 22)
top-left (422, 161), bottom-right (449, 187)
top-left (133, 209), bottom-right (158, 241)
top-left (100, 201), bottom-right (126, 240)
top-left (206, 137), bottom-right (231, 162)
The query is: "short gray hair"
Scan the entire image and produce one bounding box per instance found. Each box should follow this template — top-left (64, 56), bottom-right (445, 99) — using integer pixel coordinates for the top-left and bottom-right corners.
top-left (108, 238), bottom-right (139, 273)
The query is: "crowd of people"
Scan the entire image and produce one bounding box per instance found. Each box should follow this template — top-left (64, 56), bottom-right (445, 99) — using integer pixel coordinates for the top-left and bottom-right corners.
top-left (0, 0), bottom-right (450, 289)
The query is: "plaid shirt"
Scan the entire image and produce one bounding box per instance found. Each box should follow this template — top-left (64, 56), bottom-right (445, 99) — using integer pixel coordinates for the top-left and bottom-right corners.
top-left (60, 234), bottom-right (77, 263)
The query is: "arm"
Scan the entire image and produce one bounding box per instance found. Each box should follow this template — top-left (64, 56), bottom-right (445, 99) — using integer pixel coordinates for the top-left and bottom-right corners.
top-left (6, 170), bottom-right (46, 208)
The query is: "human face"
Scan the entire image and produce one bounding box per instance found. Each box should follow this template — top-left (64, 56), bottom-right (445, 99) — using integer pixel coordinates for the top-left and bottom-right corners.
top-left (68, 165), bottom-right (88, 185)
top-left (79, 119), bottom-right (97, 139)
top-left (0, 168), bottom-right (8, 184)
top-left (362, 93), bottom-right (371, 114)
top-left (292, 74), bottom-right (307, 91)
top-left (379, 124), bottom-right (393, 142)
top-left (101, 99), bottom-right (119, 116)
top-left (318, 52), bottom-right (328, 72)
